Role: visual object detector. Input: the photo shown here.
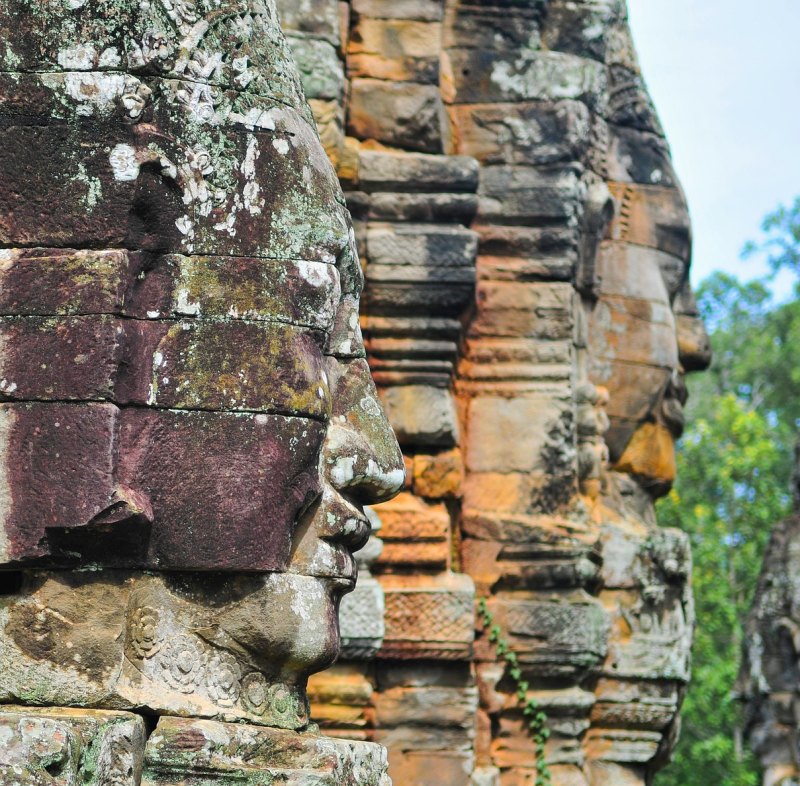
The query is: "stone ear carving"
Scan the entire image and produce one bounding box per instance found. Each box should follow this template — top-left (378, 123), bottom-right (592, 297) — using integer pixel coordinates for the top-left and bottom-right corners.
top-left (578, 180), bottom-right (616, 298)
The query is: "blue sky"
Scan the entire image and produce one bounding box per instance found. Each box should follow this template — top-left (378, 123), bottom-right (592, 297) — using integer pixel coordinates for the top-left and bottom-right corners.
top-left (628, 0), bottom-right (800, 296)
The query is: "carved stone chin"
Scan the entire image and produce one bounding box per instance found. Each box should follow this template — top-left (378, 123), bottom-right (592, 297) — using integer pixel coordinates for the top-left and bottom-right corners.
top-left (0, 571), bottom-right (353, 728)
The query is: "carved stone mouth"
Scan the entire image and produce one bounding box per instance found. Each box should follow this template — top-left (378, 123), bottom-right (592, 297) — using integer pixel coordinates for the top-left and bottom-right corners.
top-left (661, 394), bottom-right (686, 438)
top-left (316, 482), bottom-right (373, 550)
top-left (325, 571), bottom-right (358, 592)
top-left (324, 505), bottom-right (371, 552)
top-left (302, 542), bottom-right (358, 584)
top-left (287, 486), bottom-right (368, 582)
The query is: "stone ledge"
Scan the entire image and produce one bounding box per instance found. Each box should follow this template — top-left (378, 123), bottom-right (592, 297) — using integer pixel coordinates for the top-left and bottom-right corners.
top-left (0, 706), bottom-right (392, 786)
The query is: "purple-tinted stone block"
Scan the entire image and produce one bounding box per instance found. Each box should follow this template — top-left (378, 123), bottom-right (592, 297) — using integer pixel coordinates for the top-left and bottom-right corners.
top-left (0, 248), bottom-right (134, 316)
top-left (124, 255), bottom-right (340, 332)
top-left (118, 409), bottom-right (326, 571)
top-left (0, 316), bottom-right (123, 401)
top-left (0, 402), bottom-right (120, 564)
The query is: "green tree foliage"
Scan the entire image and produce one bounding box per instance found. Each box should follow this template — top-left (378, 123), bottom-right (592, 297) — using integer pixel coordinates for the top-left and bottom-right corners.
top-left (657, 395), bottom-right (791, 786)
top-left (743, 196), bottom-right (800, 278)
top-left (689, 271), bottom-right (800, 428)
top-left (655, 199), bottom-right (800, 785)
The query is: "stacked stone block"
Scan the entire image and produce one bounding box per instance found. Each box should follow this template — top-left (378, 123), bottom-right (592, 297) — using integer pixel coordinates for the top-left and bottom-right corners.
top-left (280, 2), bottom-right (710, 785)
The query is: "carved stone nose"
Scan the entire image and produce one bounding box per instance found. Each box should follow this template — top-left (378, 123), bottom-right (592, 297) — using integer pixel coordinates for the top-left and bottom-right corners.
top-left (674, 282), bottom-right (712, 372)
top-left (323, 357), bottom-right (405, 505)
top-left (323, 421), bottom-right (405, 504)
top-left (677, 314), bottom-right (712, 372)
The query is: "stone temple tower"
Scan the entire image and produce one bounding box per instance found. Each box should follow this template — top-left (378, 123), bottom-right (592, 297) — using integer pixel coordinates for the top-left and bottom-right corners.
top-left (275, 1), bottom-right (711, 785)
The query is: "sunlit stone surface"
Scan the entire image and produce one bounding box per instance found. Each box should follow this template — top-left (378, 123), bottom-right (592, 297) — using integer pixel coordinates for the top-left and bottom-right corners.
top-left (280, 1), bottom-right (710, 784)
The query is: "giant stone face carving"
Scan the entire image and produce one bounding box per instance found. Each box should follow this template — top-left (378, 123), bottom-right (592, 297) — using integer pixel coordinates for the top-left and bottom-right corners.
top-left (0, 0), bottom-right (403, 737)
top-left (588, 115), bottom-right (711, 500)
top-left (582, 28), bottom-right (712, 786)
top-left (273, 2), bottom-right (713, 785)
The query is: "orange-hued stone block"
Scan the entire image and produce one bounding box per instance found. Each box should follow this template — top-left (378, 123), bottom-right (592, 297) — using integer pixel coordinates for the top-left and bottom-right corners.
top-left (378, 572), bottom-right (475, 660)
top-left (347, 18), bottom-right (442, 82)
top-left (308, 663), bottom-right (375, 733)
top-left (461, 472), bottom-right (533, 515)
top-left (373, 491), bottom-right (451, 569)
top-left (413, 448), bottom-right (465, 499)
top-left (274, 2), bottom-right (711, 785)
top-left (468, 281), bottom-right (575, 340)
top-left (613, 421), bottom-right (677, 490)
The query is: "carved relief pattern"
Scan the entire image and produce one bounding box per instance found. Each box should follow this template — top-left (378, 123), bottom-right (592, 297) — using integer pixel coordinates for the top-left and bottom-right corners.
top-left (242, 671), bottom-right (270, 714)
top-left (158, 635), bottom-right (207, 694)
top-left (206, 651), bottom-right (242, 707)
top-left (383, 591), bottom-right (474, 648)
top-left (128, 606), bottom-right (163, 659)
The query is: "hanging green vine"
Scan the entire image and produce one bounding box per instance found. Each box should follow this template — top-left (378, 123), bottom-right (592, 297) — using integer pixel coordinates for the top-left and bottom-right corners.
top-left (478, 597), bottom-right (552, 786)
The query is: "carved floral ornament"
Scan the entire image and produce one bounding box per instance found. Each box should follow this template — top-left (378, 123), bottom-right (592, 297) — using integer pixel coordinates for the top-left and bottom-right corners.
top-left (126, 610), bottom-right (303, 720)
top-left (158, 634), bottom-right (206, 694)
top-left (241, 671), bottom-right (269, 713)
top-left (128, 605), bottom-right (162, 658)
top-left (206, 651), bottom-right (243, 706)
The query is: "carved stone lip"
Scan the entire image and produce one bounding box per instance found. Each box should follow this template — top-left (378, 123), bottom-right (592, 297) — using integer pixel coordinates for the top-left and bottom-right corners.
top-left (288, 486), bottom-right (368, 583)
top-left (315, 539), bottom-right (359, 582)
top-left (325, 571), bottom-right (358, 592)
top-left (661, 393), bottom-right (685, 438)
top-left (326, 506), bottom-right (371, 552)
top-left (318, 483), bottom-right (373, 551)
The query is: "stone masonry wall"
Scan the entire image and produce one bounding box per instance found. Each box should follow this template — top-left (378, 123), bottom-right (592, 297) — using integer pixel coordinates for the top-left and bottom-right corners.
top-left (279, 2), bottom-right (710, 785)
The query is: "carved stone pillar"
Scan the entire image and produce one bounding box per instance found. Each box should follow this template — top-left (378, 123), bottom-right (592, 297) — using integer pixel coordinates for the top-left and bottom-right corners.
top-left (443, 2), bottom-right (609, 782)
top-left (279, 6), bottom-right (480, 783)
top-left (444, 1), bottom-right (709, 783)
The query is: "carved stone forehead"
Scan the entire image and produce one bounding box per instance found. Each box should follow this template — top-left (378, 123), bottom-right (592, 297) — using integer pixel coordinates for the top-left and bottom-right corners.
top-left (0, 0), bottom-right (353, 263)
